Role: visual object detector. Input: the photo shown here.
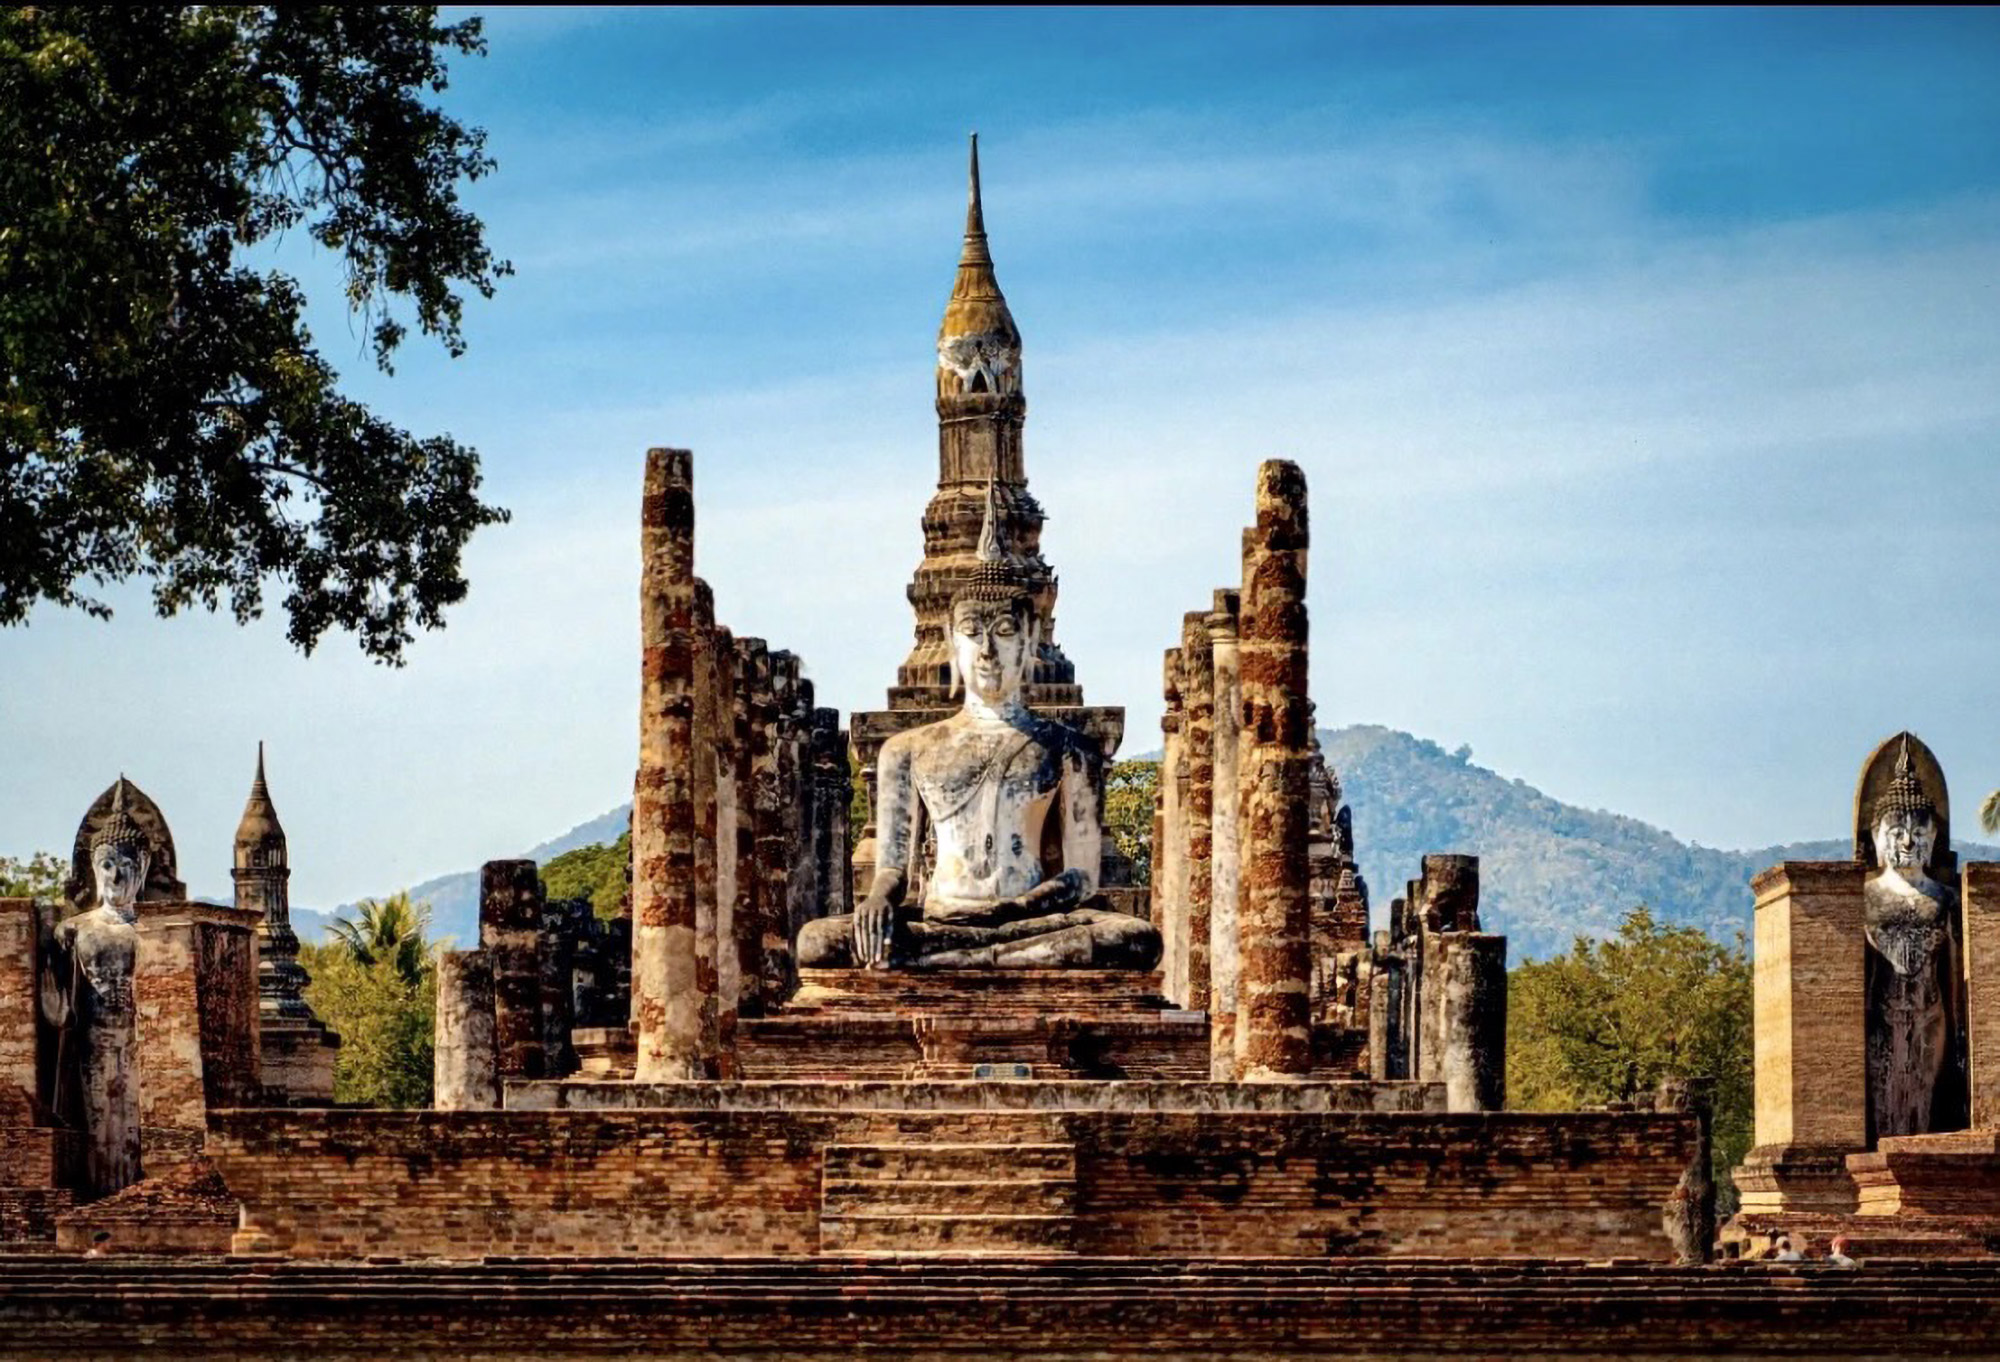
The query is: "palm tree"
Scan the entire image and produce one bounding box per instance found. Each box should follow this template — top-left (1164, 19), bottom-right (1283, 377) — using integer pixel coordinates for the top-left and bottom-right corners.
top-left (329, 892), bottom-right (432, 986)
top-left (1983, 789), bottom-right (2000, 838)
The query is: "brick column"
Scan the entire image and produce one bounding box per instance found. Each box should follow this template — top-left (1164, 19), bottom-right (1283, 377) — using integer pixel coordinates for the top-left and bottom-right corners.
top-left (689, 580), bottom-right (723, 1075)
top-left (737, 641), bottom-right (776, 1015)
top-left (481, 860), bottom-right (546, 1083)
top-left (134, 903), bottom-right (221, 1131)
top-left (1963, 862), bottom-right (2000, 1128)
top-left (433, 950), bottom-right (498, 1110)
top-left (633, 445), bottom-right (703, 1081)
top-left (811, 709), bottom-right (853, 925)
top-left (1179, 612), bottom-right (1215, 1021)
top-left (1434, 932), bottom-right (1507, 1112)
top-left (1366, 933), bottom-right (1403, 1081)
top-left (1206, 590), bottom-right (1243, 1078)
top-left (1156, 649), bottom-right (1188, 1006)
top-left (1234, 460), bottom-right (1314, 1081)
top-left (712, 628), bottom-right (742, 1064)
top-left (0, 899), bottom-right (40, 1112)
top-left (1732, 860), bottom-right (1867, 1214)
top-left (779, 664), bottom-right (818, 980)
top-left (764, 653), bottom-right (802, 1006)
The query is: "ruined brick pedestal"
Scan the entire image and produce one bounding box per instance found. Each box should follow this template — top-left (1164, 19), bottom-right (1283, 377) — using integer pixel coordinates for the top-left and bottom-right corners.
top-left (740, 969), bottom-right (1204, 1080)
top-left (134, 902), bottom-right (262, 1132)
top-left (1732, 861), bottom-right (1867, 1215)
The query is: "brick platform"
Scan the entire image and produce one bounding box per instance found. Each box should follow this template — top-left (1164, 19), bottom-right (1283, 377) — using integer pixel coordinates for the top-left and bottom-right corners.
top-left (206, 1100), bottom-right (1696, 1262)
top-left (4, 1255), bottom-right (2000, 1358)
top-left (735, 969), bottom-right (1213, 1080)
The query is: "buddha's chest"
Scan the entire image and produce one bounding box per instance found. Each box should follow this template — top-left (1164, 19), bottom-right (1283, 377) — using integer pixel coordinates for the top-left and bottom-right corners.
top-left (910, 731), bottom-right (1060, 832)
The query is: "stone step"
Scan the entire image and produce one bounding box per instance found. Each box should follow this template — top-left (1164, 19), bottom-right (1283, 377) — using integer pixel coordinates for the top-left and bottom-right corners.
top-left (819, 1212), bottom-right (1076, 1255)
top-left (822, 1142), bottom-right (1075, 1182)
top-left (822, 1177), bottom-right (1076, 1217)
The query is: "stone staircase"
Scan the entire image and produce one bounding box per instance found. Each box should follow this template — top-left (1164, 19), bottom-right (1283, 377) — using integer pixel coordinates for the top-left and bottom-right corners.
top-left (819, 1141), bottom-right (1076, 1255)
top-left (7, 1254), bottom-right (2000, 1357)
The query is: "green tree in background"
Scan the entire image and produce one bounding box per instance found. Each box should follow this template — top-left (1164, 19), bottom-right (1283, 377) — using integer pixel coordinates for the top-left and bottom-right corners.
top-left (327, 890), bottom-right (431, 983)
top-left (542, 831), bottom-right (630, 922)
top-left (301, 891), bottom-right (436, 1106)
top-left (0, 850), bottom-right (65, 902)
top-left (1105, 759), bottom-right (1158, 888)
top-left (1508, 907), bottom-right (1753, 1214)
top-left (1982, 789), bottom-right (1999, 837)
top-left (1, 7), bottom-right (510, 663)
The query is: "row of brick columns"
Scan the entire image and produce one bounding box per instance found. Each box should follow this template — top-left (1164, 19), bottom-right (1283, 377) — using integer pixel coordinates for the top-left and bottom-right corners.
top-left (629, 447), bottom-right (850, 1079)
top-left (1156, 461), bottom-right (1316, 1080)
top-left (437, 447), bottom-right (849, 1106)
top-left (1152, 462), bottom-right (1505, 1099)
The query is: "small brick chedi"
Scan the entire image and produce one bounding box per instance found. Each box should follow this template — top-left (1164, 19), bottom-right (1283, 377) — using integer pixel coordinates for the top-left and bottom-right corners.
top-left (13, 139), bottom-right (1994, 1359)
top-left (1728, 732), bottom-right (2000, 1260)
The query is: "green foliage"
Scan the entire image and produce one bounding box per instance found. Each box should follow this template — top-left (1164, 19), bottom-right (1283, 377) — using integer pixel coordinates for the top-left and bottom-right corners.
top-left (1508, 906), bottom-right (1753, 1213)
top-left (1982, 789), bottom-right (1999, 837)
top-left (541, 831), bottom-right (630, 922)
top-left (302, 893), bottom-right (437, 1107)
top-left (327, 890), bottom-right (431, 984)
top-left (0, 6), bottom-right (511, 663)
top-left (0, 850), bottom-right (65, 902)
top-left (1105, 759), bottom-right (1157, 888)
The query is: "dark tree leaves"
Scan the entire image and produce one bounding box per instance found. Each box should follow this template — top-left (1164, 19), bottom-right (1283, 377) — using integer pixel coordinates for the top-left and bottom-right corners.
top-left (0, 6), bottom-right (511, 663)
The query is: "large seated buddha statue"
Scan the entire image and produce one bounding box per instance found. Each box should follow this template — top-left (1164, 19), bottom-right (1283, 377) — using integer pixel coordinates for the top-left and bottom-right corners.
top-left (798, 489), bottom-right (1161, 971)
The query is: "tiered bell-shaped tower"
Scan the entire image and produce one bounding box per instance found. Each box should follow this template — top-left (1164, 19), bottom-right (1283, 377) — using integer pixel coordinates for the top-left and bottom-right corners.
top-left (233, 745), bottom-right (339, 1102)
top-left (851, 137), bottom-right (1128, 891)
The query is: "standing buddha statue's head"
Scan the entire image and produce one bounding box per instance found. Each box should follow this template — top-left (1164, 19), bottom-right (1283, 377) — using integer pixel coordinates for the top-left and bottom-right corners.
top-left (1873, 737), bottom-right (1940, 879)
top-left (950, 478), bottom-right (1040, 709)
top-left (88, 781), bottom-right (151, 921)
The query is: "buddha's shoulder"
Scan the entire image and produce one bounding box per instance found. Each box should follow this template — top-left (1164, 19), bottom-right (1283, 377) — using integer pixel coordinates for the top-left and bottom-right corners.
top-left (1020, 713), bottom-right (1103, 767)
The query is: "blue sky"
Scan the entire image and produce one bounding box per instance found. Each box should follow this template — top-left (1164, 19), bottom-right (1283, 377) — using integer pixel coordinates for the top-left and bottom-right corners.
top-left (5, 7), bottom-right (1997, 909)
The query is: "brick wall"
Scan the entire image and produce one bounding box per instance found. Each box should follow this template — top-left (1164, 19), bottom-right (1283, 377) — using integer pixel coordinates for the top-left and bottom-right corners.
top-left (209, 1104), bottom-right (1691, 1261)
top-left (135, 903), bottom-right (262, 1130)
top-left (6, 1256), bottom-right (1999, 1359)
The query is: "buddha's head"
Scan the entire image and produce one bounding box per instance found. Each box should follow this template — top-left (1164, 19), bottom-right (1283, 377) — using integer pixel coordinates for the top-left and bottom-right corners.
top-left (950, 477), bottom-right (1040, 709)
top-left (88, 786), bottom-right (150, 920)
top-left (1872, 742), bottom-right (1939, 877)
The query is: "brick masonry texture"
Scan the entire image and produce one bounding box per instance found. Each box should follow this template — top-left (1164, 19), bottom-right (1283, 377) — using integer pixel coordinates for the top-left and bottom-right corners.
top-left (5, 1256), bottom-right (2000, 1359)
top-left (206, 1106), bottom-right (1694, 1262)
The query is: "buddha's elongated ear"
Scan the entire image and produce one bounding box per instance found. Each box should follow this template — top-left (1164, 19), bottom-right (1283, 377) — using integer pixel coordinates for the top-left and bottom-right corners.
top-left (949, 650), bottom-right (963, 698)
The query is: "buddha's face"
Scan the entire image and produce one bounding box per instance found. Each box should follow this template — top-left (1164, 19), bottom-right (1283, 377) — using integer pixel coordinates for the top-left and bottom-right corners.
top-left (91, 841), bottom-right (148, 918)
top-left (952, 598), bottom-right (1035, 708)
top-left (1873, 807), bottom-right (1937, 874)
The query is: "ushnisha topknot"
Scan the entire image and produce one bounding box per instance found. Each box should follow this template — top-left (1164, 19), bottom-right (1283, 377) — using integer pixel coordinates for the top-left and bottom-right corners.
top-left (1881, 735), bottom-right (1936, 821)
top-left (88, 778), bottom-right (147, 856)
top-left (954, 476), bottom-right (1036, 610)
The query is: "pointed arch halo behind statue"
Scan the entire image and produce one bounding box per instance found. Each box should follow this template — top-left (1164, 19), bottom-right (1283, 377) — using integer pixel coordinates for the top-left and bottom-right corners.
top-left (1853, 732), bottom-right (1966, 1141)
top-left (797, 480), bottom-right (1161, 971)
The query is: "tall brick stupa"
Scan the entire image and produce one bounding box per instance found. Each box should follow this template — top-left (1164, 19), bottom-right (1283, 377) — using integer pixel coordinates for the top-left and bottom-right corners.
top-left (849, 135), bottom-right (1127, 885)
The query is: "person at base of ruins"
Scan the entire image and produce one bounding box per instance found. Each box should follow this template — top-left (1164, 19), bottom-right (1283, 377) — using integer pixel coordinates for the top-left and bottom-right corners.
top-left (40, 784), bottom-right (149, 1196)
top-left (796, 486), bottom-right (1161, 971)
top-left (1771, 1236), bottom-right (1802, 1263)
top-left (1862, 739), bottom-right (1964, 1140)
top-left (1824, 1236), bottom-right (1859, 1269)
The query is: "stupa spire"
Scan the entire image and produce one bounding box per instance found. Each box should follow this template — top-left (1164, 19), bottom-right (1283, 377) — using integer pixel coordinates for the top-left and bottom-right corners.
top-left (961, 132), bottom-right (992, 268)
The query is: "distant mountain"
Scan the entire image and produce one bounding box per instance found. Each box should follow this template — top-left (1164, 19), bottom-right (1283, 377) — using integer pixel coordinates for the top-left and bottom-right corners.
top-left (318, 806), bottom-right (629, 949)
top-left (1323, 725), bottom-right (1998, 960)
top-left (323, 725), bottom-right (1996, 962)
